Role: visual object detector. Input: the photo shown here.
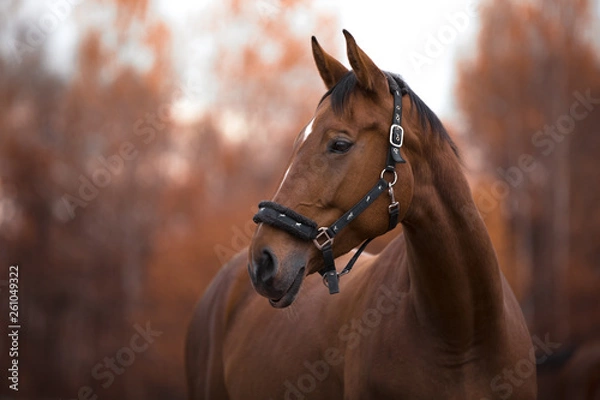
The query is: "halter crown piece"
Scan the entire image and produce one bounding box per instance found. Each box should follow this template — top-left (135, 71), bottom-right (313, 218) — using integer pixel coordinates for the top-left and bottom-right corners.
top-left (253, 74), bottom-right (406, 295)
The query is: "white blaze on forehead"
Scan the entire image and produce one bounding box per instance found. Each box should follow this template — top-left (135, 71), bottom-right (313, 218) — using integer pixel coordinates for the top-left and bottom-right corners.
top-left (278, 164), bottom-right (292, 190)
top-left (301, 117), bottom-right (315, 143)
top-left (275, 118), bottom-right (315, 195)
top-left (274, 163), bottom-right (292, 197)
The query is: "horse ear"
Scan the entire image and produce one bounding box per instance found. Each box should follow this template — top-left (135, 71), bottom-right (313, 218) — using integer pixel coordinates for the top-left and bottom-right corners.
top-left (343, 30), bottom-right (387, 93)
top-left (312, 36), bottom-right (349, 90)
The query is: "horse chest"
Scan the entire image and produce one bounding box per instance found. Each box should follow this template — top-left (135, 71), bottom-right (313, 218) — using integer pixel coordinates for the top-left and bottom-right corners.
top-left (223, 324), bottom-right (486, 400)
top-left (223, 293), bottom-right (420, 399)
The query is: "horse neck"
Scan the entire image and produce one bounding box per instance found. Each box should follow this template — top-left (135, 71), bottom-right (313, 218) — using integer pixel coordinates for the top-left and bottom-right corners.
top-left (400, 138), bottom-right (504, 348)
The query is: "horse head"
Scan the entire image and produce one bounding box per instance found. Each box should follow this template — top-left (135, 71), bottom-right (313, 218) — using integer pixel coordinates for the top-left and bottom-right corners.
top-left (249, 31), bottom-right (428, 308)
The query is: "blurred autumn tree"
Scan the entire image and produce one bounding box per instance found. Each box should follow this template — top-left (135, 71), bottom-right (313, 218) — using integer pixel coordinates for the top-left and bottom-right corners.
top-left (0, 0), bottom-right (175, 398)
top-left (457, 0), bottom-right (600, 394)
top-left (142, 0), bottom-right (338, 394)
top-left (1, 0), bottom-right (596, 397)
top-left (0, 0), bottom-right (338, 397)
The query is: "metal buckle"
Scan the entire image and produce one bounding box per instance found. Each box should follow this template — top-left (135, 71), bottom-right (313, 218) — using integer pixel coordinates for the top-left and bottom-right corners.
top-left (313, 227), bottom-right (334, 250)
top-left (389, 124), bottom-right (404, 148)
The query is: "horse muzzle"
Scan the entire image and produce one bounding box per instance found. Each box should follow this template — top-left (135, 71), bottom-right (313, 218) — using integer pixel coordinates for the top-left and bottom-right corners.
top-left (248, 245), bottom-right (307, 308)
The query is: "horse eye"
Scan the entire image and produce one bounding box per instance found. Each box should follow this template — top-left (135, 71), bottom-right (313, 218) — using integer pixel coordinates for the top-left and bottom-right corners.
top-left (328, 139), bottom-right (354, 154)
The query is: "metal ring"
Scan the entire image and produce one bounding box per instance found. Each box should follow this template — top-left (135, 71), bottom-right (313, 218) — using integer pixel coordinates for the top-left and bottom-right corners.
top-left (322, 271), bottom-right (347, 288)
top-left (380, 168), bottom-right (398, 186)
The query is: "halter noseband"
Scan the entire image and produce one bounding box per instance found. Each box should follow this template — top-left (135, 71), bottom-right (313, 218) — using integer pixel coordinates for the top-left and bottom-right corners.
top-left (253, 74), bottom-right (407, 295)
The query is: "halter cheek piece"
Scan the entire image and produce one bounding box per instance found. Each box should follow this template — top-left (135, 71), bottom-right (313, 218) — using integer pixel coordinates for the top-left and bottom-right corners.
top-left (253, 74), bottom-right (407, 295)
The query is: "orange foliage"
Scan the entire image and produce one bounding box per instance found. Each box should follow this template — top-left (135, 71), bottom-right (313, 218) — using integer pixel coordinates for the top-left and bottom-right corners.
top-left (141, 1), bottom-right (340, 397)
top-left (457, 2), bottom-right (600, 396)
top-left (6, 0), bottom-right (599, 398)
top-left (0, 0), bottom-right (173, 398)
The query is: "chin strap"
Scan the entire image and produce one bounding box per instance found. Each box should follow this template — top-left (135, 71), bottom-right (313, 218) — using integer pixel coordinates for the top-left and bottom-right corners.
top-left (253, 73), bottom-right (406, 295)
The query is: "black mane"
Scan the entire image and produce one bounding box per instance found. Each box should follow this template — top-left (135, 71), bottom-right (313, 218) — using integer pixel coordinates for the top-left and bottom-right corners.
top-left (319, 72), bottom-right (459, 158)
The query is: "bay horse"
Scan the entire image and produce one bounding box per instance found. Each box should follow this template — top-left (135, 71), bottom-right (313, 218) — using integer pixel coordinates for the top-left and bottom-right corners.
top-left (186, 30), bottom-right (536, 400)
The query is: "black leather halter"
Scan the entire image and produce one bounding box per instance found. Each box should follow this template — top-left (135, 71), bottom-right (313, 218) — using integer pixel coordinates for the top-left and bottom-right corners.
top-left (253, 74), bottom-right (407, 295)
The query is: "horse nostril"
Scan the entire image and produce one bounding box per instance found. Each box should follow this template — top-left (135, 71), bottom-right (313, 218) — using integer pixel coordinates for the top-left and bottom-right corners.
top-left (255, 247), bottom-right (278, 286)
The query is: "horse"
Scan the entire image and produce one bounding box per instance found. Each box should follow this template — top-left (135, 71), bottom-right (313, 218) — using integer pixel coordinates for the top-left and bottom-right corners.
top-left (186, 30), bottom-right (537, 400)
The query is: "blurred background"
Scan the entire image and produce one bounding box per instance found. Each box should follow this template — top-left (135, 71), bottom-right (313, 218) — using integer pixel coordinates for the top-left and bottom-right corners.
top-left (0, 0), bottom-right (599, 399)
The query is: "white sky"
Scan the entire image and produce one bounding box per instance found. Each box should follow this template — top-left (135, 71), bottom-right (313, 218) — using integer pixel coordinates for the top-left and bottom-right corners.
top-left (335, 0), bottom-right (481, 119)
top-left (8, 0), bottom-right (600, 125)
top-left (1, 0), bottom-right (482, 125)
top-left (155, 0), bottom-right (483, 123)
